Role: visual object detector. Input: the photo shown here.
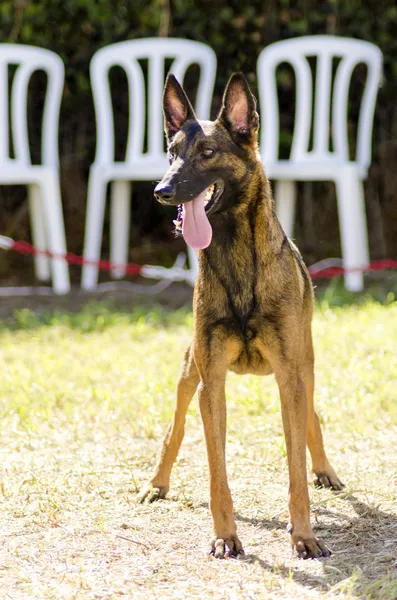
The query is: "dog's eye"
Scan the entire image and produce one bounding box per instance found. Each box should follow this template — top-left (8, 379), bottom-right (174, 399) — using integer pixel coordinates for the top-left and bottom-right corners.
top-left (168, 151), bottom-right (176, 164)
top-left (202, 148), bottom-right (215, 158)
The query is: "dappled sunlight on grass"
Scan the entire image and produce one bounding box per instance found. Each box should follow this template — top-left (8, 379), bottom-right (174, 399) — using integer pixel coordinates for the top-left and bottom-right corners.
top-left (0, 297), bottom-right (396, 598)
top-left (0, 305), bottom-right (193, 440)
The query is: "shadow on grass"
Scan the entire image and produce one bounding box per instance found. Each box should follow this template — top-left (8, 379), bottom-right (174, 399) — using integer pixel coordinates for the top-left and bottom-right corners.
top-left (0, 276), bottom-right (395, 332)
top-left (235, 493), bottom-right (397, 596)
top-left (314, 276), bottom-right (397, 307)
top-left (0, 282), bottom-right (194, 331)
top-left (0, 300), bottom-right (193, 333)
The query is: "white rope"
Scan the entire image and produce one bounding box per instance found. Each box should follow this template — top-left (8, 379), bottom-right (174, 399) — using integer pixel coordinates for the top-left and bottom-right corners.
top-left (0, 235), bottom-right (14, 250)
top-left (0, 247), bottom-right (190, 296)
top-left (309, 257), bottom-right (343, 273)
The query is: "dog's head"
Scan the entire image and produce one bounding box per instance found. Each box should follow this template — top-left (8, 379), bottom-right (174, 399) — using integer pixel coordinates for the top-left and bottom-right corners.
top-left (154, 73), bottom-right (260, 250)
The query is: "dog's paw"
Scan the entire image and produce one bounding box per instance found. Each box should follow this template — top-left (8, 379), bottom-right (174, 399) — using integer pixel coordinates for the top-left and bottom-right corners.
top-left (293, 535), bottom-right (331, 559)
top-left (209, 535), bottom-right (244, 559)
top-left (137, 484), bottom-right (168, 504)
top-left (313, 468), bottom-right (344, 491)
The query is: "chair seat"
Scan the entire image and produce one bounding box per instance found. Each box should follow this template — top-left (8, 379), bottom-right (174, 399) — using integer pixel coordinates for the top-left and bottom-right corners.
top-left (0, 164), bottom-right (58, 185)
top-left (91, 158), bottom-right (169, 182)
top-left (264, 160), bottom-right (365, 182)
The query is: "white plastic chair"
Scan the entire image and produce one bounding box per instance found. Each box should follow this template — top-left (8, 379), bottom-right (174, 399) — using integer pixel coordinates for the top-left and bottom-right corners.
top-left (257, 36), bottom-right (382, 291)
top-left (0, 44), bottom-right (70, 294)
top-left (81, 38), bottom-right (217, 290)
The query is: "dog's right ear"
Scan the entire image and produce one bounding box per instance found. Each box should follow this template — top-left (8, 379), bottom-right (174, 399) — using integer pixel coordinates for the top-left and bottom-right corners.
top-left (163, 74), bottom-right (197, 141)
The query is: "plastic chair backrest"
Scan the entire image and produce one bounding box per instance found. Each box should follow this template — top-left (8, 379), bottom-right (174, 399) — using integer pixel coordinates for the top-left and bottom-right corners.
top-left (90, 38), bottom-right (217, 167)
top-left (0, 44), bottom-right (64, 168)
top-left (257, 36), bottom-right (382, 178)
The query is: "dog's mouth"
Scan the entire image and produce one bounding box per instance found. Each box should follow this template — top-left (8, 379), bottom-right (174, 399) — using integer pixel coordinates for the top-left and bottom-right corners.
top-left (203, 180), bottom-right (224, 214)
top-left (173, 181), bottom-right (224, 250)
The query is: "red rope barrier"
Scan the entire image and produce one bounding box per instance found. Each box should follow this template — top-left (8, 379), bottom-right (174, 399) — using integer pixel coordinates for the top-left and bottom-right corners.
top-left (11, 240), bottom-right (143, 276)
top-left (309, 259), bottom-right (397, 279)
top-left (4, 237), bottom-right (397, 280)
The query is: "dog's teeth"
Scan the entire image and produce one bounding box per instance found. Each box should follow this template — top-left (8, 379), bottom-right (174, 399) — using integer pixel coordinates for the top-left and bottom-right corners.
top-left (204, 185), bottom-right (215, 204)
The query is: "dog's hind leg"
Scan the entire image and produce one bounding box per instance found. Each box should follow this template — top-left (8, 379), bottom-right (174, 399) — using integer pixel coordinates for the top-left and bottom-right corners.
top-left (274, 362), bottom-right (332, 559)
top-left (139, 345), bottom-right (199, 503)
top-left (303, 332), bottom-right (344, 490)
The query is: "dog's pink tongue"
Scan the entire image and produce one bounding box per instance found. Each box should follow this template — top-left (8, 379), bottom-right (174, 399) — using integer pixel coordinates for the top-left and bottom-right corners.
top-left (182, 189), bottom-right (212, 249)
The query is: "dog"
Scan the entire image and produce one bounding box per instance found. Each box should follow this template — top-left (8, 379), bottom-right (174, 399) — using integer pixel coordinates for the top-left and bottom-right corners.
top-left (139, 72), bottom-right (343, 559)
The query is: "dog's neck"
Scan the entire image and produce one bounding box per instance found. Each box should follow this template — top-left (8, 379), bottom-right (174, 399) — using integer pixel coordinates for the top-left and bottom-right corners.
top-left (203, 160), bottom-right (285, 258)
top-left (196, 161), bottom-right (286, 316)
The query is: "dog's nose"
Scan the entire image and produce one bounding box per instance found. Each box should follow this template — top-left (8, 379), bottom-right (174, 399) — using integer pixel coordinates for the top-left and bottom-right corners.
top-left (154, 183), bottom-right (176, 203)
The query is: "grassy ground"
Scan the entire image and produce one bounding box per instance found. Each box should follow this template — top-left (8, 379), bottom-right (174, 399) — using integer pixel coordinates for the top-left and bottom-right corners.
top-left (0, 288), bottom-right (396, 599)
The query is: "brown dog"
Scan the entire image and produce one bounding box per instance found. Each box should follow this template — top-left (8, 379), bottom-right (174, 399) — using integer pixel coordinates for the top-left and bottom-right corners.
top-left (140, 72), bottom-right (343, 559)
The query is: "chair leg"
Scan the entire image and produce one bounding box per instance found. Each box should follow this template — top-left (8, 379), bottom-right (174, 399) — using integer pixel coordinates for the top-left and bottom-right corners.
top-left (81, 168), bottom-right (108, 291)
top-left (40, 172), bottom-right (70, 294)
top-left (110, 180), bottom-right (131, 279)
top-left (274, 180), bottom-right (297, 238)
top-left (28, 183), bottom-right (51, 281)
top-left (335, 167), bottom-right (369, 292)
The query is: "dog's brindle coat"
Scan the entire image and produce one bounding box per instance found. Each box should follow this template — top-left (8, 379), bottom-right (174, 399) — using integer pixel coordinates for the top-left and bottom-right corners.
top-left (140, 73), bottom-right (343, 559)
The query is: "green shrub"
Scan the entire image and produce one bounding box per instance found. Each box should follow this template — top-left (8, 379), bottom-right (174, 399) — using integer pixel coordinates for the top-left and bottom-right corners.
top-left (0, 0), bottom-right (396, 276)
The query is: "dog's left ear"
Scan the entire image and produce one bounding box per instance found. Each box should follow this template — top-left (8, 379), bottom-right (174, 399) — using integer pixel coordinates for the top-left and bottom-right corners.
top-left (218, 73), bottom-right (259, 143)
top-left (163, 74), bottom-right (197, 141)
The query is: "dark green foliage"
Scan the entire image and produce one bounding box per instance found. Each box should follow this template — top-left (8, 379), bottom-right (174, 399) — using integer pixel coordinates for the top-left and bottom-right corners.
top-left (0, 0), bottom-right (396, 278)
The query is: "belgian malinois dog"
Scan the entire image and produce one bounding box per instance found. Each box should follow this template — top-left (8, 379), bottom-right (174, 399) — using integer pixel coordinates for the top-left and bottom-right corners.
top-left (140, 73), bottom-right (343, 559)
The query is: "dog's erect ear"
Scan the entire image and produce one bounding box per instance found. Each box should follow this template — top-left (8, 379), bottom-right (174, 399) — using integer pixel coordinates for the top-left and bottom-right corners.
top-left (218, 73), bottom-right (259, 142)
top-left (163, 74), bottom-right (197, 141)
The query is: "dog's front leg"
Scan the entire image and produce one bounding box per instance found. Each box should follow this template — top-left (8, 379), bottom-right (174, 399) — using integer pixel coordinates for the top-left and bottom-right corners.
top-left (276, 367), bottom-right (331, 559)
top-left (139, 345), bottom-right (199, 503)
top-left (198, 372), bottom-right (243, 559)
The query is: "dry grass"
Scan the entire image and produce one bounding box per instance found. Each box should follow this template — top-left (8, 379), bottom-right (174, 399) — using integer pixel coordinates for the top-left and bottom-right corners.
top-left (0, 296), bottom-right (396, 599)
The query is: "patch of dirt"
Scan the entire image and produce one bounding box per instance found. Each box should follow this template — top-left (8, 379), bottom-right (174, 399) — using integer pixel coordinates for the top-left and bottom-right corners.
top-left (1, 427), bottom-right (396, 599)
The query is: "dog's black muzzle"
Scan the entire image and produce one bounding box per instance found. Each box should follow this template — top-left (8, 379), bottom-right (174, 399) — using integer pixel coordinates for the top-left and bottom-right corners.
top-left (154, 182), bottom-right (176, 205)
